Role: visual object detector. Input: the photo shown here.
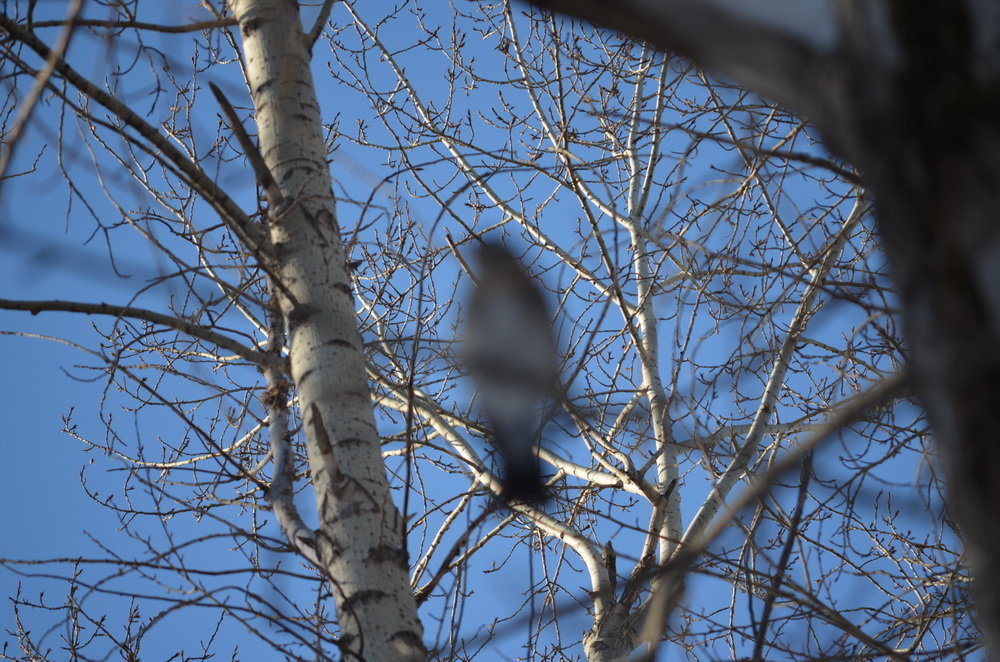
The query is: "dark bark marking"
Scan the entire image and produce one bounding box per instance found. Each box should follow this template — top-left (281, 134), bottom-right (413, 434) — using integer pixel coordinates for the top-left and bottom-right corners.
top-left (368, 544), bottom-right (409, 568)
top-left (342, 589), bottom-right (389, 613)
top-left (286, 302), bottom-right (317, 330)
top-left (241, 17), bottom-right (262, 37)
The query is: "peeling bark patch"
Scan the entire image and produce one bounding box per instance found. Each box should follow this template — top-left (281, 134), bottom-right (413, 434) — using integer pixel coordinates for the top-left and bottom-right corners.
top-left (310, 403), bottom-right (346, 486)
top-left (241, 17), bottom-right (262, 37)
top-left (287, 303), bottom-right (317, 330)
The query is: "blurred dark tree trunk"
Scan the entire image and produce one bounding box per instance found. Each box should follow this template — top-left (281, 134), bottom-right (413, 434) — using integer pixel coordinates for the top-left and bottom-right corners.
top-left (529, 0), bottom-right (1000, 653)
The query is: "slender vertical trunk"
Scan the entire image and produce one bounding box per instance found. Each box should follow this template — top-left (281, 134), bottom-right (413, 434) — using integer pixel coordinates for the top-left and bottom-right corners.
top-left (229, 1), bottom-right (426, 659)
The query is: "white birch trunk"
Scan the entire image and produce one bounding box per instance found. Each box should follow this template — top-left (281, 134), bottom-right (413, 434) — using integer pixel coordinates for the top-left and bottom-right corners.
top-left (229, 1), bottom-right (426, 659)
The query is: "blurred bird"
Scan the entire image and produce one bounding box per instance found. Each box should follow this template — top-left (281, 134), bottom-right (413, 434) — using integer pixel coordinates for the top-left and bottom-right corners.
top-left (465, 241), bottom-right (559, 504)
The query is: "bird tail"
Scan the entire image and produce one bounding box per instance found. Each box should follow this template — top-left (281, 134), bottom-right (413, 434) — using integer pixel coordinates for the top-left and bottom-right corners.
top-left (500, 455), bottom-right (547, 505)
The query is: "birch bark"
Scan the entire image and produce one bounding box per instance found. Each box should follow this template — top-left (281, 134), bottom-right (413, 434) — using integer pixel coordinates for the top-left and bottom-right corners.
top-left (229, 1), bottom-right (426, 659)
